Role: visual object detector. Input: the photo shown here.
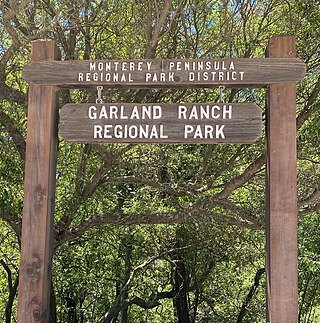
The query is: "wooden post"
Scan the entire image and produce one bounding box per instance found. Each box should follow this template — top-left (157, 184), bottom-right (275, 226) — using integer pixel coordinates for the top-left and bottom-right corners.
top-left (17, 40), bottom-right (59, 322)
top-left (266, 36), bottom-right (298, 322)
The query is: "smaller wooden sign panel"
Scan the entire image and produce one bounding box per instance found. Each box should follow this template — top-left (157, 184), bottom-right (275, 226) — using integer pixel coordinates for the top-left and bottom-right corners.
top-left (60, 103), bottom-right (262, 144)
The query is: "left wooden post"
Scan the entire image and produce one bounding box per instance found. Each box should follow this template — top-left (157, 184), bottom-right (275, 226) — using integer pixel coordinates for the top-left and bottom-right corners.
top-left (18, 40), bottom-right (59, 322)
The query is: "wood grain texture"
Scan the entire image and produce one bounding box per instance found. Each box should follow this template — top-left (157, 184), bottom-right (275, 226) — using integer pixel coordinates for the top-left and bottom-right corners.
top-left (266, 36), bottom-right (298, 323)
top-left (59, 103), bottom-right (262, 144)
top-left (17, 40), bottom-right (59, 323)
top-left (23, 58), bottom-right (306, 88)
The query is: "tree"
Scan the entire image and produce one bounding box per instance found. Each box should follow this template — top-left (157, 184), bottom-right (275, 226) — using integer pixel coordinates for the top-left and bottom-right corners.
top-left (0, 0), bottom-right (319, 321)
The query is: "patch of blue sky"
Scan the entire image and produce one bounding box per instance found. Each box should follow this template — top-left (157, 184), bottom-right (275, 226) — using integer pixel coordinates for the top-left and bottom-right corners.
top-left (57, 17), bottom-right (70, 27)
top-left (226, 1), bottom-right (241, 16)
top-left (80, 0), bottom-right (98, 16)
top-left (187, 25), bottom-right (197, 36)
top-left (229, 0), bottom-right (257, 15)
top-left (79, 8), bottom-right (92, 17)
top-left (207, 0), bottom-right (220, 10)
top-left (207, 19), bottom-right (215, 28)
top-left (1, 133), bottom-right (13, 141)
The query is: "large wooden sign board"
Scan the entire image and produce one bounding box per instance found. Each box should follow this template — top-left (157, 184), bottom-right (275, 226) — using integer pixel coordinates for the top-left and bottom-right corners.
top-left (18, 36), bottom-right (305, 322)
top-left (23, 57), bottom-right (305, 88)
top-left (60, 103), bottom-right (262, 144)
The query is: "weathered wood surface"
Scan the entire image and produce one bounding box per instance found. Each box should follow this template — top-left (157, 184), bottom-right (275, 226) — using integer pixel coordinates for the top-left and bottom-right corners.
top-left (17, 40), bottom-right (59, 323)
top-left (266, 36), bottom-right (298, 323)
top-left (60, 103), bottom-right (262, 144)
top-left (23, 58), bottom-right (306, 88)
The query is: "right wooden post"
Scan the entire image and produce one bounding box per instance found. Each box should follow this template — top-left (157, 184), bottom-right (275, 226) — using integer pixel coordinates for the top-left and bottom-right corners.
top-left (266, 36), bottom-right (298, 322)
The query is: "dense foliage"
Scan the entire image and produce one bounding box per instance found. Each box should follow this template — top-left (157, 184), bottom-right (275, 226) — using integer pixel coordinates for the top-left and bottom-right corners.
top-left (0, 0), bottom-right (319, 322)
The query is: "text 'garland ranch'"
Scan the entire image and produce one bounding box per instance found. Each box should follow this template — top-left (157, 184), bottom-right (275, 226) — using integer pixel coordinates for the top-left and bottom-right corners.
top-left (78, 60), bottom-right (244, 83)
top-left (60, 103), bottom-right (262, 144)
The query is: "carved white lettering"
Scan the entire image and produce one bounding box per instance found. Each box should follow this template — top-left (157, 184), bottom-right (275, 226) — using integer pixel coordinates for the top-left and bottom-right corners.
top-left (88, 106), bottom-right (97, 119)
top-left (149, 125), bottom-right (158, 139)
top-left (216, 125), bottom-right (225, 138)
top-left (184, 125), bottom-right (194, 138)
top-left (193, 125), bottom-right (203, 138)
top-left (145, 72), bottom-right (174, 82)
top-left (114, 125), bottom-right (122, 138)
top-left (223, 105), bottom-right (232, 119)
top-left (99, 106), bottom-right (108, 119)
top-left (147, 62), bottom-right (152, 70)
top-left (211, 105), bottom-right (220, 119)
top-left (184, 124), bottom-right (226, 139)
top-left (87, 105), bottom-right (163, 120)
top-left (178, 105), bottom-right (232, 120)
top-left (92, 124), bottom-right (168, 139)
top-left (89, 62), bottom-right (96, 71)
top-left (120, 106), bottom-right (128, 119)
top-left (109, 106), bottom-right (118, 119)
top-left (178, 106), bottom-right (187, 119)
top-left (204, 125), bottom-right (214, 138)
top-left (104, 125), bottom-right (112, 138)
top-left (131, 106), bottom-right (140, 119)
top-left (82, 60), bottom-right (244, 84)
top-left (93, 125), bottom-right (102, 138)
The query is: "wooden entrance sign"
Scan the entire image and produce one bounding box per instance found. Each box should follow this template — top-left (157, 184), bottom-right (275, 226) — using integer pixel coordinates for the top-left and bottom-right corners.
top-left (23, 57), bottom-right (305, 88)
top-left (18, 36), bottom-right (305, 323)
top-left (60, 103), bottom-right (262, 144)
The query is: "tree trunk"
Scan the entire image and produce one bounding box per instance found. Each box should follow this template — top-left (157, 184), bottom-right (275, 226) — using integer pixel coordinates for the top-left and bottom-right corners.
top-left (120, 243), bottom-right (132, 323)
top-left (236, 268), bottom-right (265, 322)
top-left (172, 233), bottom-right (190, 323)
top-left (49, 281), bottom-right (57, 323)
top-left (5, 276), bottom-right (19, 323)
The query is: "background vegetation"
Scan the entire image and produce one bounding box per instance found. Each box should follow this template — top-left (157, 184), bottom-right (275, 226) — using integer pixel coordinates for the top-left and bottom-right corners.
top-left (0, 0), bottom-right (319, 322)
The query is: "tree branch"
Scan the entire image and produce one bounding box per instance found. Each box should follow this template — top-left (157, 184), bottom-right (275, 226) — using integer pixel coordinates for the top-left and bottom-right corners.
top-left (298, 184), bottom-right (320, 208)
top-left (101, 175), bottom-right (186, 197)
top-left (297, 76), bottom-right (320, 130)
top-left (0, 259), bottom-right (13, 291)
top-left (299, 203), bottom-right (320, 217)
top-left (82, 144), bottom-right (135, 198)
top-left (0, 108), bottom-right (26, 161)
top-left (214, 154), bottom-right (266, 200)
top-left (55, 144), bottom-right (136, 239)
top-left (145, 0), bottom-right (173, 58)
top-left (75, 144), bottom-right (92, 194)
top-left (0, 209), bottom-right (22, 242)
top-left (99, 290), bottom-right (175, 323)
top-left (99, 248), bottom-right (179, 323)
top-left (236, 268), bottom-right (265, 322)
top-left (128, 291), bottom-right (175, 309)
top-left (54, 206), bottom-right (262, 248)
top-left (0, 258), bottom-right (19, 323)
